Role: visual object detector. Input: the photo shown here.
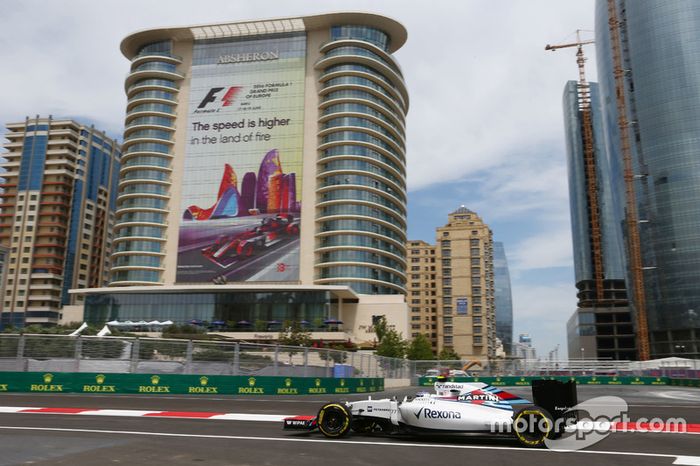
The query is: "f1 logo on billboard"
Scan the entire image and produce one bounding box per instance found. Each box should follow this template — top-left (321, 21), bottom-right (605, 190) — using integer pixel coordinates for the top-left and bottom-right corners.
top-left (195, 86), bottom-right (242, 113)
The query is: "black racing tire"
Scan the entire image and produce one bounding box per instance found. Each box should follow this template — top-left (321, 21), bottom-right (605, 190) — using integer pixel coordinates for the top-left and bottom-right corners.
top-left (317, 402), bottom-right (352, 438)
top-left (512, 406), bottom-right (554, 448)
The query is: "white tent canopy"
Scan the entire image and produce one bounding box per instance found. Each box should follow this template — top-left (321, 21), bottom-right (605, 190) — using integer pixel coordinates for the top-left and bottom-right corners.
top-left (105, 320), bottom-right (174, 327)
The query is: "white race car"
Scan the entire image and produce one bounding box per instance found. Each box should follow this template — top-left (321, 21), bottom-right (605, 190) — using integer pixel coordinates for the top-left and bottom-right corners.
top-left (283, 379), bottom-right (578, 448)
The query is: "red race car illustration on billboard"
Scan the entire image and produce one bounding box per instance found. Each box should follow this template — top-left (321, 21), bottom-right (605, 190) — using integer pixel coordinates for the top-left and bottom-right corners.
top-left (201, 213), bottom-right (299, 268)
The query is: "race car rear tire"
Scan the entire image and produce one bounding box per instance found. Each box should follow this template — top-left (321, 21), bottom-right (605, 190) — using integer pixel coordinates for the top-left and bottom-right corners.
top-left (512, 406), bottom-right (554, 448)
top-left (317, 403), bottom-right (352, 438)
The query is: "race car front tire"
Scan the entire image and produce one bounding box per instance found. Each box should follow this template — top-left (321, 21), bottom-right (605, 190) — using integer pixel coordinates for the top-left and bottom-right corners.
top-left (512, 406), bottom-right (554, 448)
top-left (317, 403), bottom-right (352, 438)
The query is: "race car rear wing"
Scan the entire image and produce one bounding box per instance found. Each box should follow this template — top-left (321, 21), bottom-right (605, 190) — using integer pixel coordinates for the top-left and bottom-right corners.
top-left (531, 379), bottom-right (578, 428)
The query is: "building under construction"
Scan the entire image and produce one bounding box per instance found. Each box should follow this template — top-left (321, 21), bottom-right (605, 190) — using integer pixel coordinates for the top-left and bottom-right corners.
top-left (547, 31), bottom-right (636, 360)
top-left (594, 0), bottom-right (700, 358)
top-left (562, 79), bottom-right (636, 360)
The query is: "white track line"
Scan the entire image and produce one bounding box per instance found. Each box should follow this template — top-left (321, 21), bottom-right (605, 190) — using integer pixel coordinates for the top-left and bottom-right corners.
top-left (0, 425), bottom-right (698, 464)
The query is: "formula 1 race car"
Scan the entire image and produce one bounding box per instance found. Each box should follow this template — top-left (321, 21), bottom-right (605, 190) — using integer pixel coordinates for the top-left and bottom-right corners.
top-left (283, 379), bottom-right (578, 448)
top-left (202, 214), bottom-right (300, 268)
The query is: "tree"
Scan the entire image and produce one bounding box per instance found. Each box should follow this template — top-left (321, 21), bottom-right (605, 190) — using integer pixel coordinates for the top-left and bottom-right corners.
top-left (374, 315), bottom-right (389, 343)
top-left (376, 327), bottom-right (406, 358)
top-left (318, 343), bottom-right (348, 363)
top-left (406, 334), bottom-right (434, 360)
top-left (438, 347), bottom-right (461, 361)
top-left (278, 322), bottom-right (312, 363)
top-left (372, 316), bottom-right (407, 358)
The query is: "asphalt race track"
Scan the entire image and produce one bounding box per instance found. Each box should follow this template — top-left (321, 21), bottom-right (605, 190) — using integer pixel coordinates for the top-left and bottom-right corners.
top-left (0, 385), bottom-right (699, 465)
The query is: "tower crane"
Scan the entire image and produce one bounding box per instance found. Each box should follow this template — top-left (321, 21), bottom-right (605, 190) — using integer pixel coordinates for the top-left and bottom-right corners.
top-left (606, 0), bottom-right (649, 360)
top-left (545, 31), bottom-right (605, 304)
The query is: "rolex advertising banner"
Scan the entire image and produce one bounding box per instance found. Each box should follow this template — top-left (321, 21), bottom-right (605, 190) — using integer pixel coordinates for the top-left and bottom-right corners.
top-left (0, 372), bottom-right (384, 395)
top-left (177, 34), bottom-right (306, 283)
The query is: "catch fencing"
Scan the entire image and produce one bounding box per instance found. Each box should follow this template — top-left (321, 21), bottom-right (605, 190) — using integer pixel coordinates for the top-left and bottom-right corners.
top-left (1, 334), bottom-right (697, 381)
top-left (0, 334), bottom-right (411, 379)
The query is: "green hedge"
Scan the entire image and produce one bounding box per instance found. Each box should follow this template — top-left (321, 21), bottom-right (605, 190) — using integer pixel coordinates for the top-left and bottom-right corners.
top-left (0, 372), bottom-right (383, 395)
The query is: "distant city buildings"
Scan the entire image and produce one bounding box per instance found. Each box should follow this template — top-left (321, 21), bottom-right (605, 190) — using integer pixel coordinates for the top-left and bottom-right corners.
top-left (407, 206), bottom-right (496, 361)
top-left (595, 0), bottom-right (700, 358)
top-left (514, 333), bottom-right (536, 360)
top-left (0, 116), bottom-right (120, 328)
top-left (562, 80), bottom-right (636, 360)
top-left (493, 242), bottom-right (513, 355)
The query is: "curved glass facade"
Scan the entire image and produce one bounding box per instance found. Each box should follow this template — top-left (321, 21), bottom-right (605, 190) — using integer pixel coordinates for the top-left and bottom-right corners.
top-left (111, 18), bottom-right (407, 298)
top-left (112, 39), bottom-right (181, 285)
top-left (596, 0), bottom-right (700, 356)
top-left (84, 291), bottom-right (334, 327)
top-left (316, 26), bottom-right (408, 294)
top-left (563, 81), bottom-right (626, 286)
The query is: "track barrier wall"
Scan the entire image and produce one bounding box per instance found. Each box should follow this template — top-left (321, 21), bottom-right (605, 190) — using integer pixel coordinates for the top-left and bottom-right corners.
top-left (0, 372), bottom-right (383, 395)
top-left (419, 376), bottom-right (675, 386)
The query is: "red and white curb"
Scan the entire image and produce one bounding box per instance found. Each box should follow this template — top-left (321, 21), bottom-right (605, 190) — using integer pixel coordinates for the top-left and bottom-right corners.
top-left (575, 420), bottom-right (700, 434)
top-left (0, 406), bottom-right (290, 422)
top-left (0, 407), bottom-right (699, 434)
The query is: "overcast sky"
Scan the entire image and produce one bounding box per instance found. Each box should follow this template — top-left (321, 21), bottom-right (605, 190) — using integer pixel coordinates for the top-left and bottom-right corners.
top-left (0, 0), bottom-right (599, 357)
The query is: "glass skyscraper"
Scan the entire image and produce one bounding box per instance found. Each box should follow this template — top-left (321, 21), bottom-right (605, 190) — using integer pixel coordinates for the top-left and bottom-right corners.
top-left (562, 80), bottom-right (635, 360)
top-left (493, 242), bottom-right (513, 355)
top-left (595, 0), bottom-right (700, 357)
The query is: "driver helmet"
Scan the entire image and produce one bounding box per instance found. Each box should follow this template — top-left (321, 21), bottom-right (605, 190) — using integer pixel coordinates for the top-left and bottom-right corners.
top-left (436, 375), bottom-right (448, 383)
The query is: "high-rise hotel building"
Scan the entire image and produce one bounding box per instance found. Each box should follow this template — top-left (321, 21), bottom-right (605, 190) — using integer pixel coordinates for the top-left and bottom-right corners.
top-left (407, 207), bottom-right (496, 360)
top-left (0, 117), bottom-right (120, 328)
top-left (77, 14), bottom-right (409, 342)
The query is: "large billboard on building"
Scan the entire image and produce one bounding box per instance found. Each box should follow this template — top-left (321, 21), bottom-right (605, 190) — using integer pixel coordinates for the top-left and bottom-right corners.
top-left (176, 34), bottom-right (306, 283)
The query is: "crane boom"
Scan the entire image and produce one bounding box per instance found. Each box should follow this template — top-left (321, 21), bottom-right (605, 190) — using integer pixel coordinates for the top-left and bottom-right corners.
top-left (547, 33), bottom-right (605, 304)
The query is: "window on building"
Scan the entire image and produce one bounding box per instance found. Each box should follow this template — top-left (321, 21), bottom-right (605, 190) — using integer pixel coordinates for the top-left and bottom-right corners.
top-left (474, 336), bottom-right (482, 344)
top-left (470, 248), bottom-right (480, 256)
top-left (444, 306), bottom-right (452, 315)
top-left (474, 326), bottom-right (482, 334)
top-left (473, 316), bottom-right (482, 324)
top-left (472, 287), bottom-right (482, 295)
